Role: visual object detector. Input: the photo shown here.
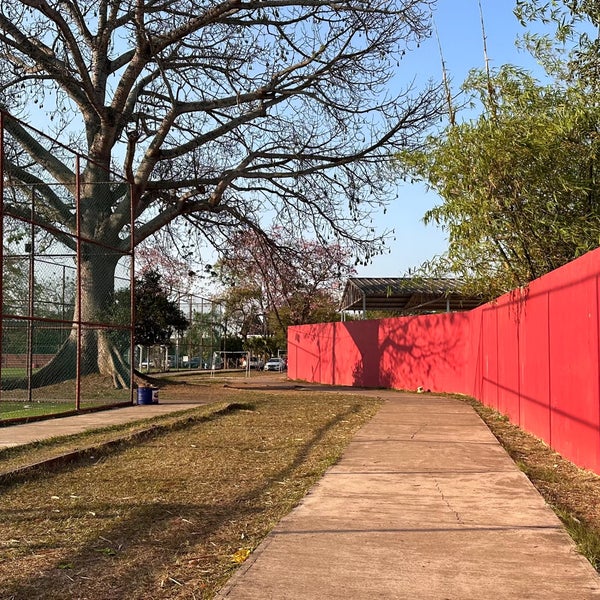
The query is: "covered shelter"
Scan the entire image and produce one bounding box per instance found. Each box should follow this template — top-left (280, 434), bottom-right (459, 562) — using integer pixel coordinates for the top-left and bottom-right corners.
top-left (339, 277), bottom-right (485, 320)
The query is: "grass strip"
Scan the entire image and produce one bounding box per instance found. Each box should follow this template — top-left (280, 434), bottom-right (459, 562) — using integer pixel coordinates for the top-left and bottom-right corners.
top-left (0, 402), bottom-right (236, 484)
top-left (0, 402), bottom-right (232, 474)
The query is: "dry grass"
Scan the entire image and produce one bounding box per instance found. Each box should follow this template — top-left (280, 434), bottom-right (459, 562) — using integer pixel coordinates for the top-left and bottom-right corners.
top-left (0, 403), bottom-right (231, 477)
top-left (0, 382), bottom-right (381, 600)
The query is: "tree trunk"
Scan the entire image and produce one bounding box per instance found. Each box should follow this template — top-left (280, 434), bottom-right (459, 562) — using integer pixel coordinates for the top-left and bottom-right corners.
top-left (13, 247), bottom-right (132, 390)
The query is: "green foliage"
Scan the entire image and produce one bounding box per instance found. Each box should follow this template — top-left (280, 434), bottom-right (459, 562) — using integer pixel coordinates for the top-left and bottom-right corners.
top-left (1, 321), bottom-right (71, 355)
top-left (134, 271), bottom-right (189, 346)
top-left (395, 3), bottom-right (600, 297)
top-left (111, 270), bottom-right (189, 347)
top-left (515, 0), bottom-right (600, 86)
top-left (185, 309), bottom-right (223, 352)
top-left (398, 65), bottom-right (600, 297)
top-left (243, 334), bottom-right (275, 358)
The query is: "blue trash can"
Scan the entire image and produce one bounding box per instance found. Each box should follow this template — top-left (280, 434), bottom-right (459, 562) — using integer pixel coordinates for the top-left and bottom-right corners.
top-left (137, 387), bottom-right (153, 405)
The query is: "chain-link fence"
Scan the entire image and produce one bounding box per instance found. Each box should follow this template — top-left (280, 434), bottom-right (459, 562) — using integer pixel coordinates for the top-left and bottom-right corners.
top-left (1, 111), bottom-right (134, 420)
top-left (137, 292), bottom-right (228, 372)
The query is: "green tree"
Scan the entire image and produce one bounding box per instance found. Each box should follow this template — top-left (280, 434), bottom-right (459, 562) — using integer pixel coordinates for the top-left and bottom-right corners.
top-left (134, 271), bottom-right (189, 347)
top-left (181, 305), bottom-right (225, 367)
top-left (0, 0), bottom-right (444, 386)
top-left (394, 2), bottom-right (600, 297)
top-left (398, 63), bottom-right (600, 297)
top-left (112, 269), bottom-right (188, 350)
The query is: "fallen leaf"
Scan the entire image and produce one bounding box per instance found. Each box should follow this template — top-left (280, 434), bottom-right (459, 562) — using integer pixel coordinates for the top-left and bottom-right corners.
top-left (231, 548), bottom-right (251, 563)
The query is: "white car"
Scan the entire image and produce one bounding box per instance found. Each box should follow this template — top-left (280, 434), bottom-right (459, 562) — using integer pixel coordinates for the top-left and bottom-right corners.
top-left (263, 357), bottom-right (286, 371)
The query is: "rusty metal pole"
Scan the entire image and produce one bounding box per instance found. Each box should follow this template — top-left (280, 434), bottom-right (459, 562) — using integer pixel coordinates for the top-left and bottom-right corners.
top-left (200, 296), bottom-right (204, 369)
top-left (26, 188), bottom-right (35, 403)
top-left (129, 181), bottom-right (135, 404)
top-left (0, 112), bottom-right (4, 401)
top-left (75, 155), bottom-right (82, 411)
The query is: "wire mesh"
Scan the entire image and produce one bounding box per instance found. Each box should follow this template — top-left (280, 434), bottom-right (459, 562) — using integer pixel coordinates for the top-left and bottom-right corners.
top-left (138, 292), bottom-right (227, 372)
top-left (0, 111), bottom-right (134, 419)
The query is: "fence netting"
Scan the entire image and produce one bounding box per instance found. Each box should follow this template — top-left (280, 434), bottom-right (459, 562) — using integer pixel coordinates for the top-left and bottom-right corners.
top-left (137, 294), bottom-right (227, 372)
top-left (1, 111), bottom-right (134, 419)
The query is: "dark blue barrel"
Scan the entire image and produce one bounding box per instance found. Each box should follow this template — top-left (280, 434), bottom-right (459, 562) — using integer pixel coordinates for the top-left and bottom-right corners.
top-left (137, 387), bottom-right (153, 405)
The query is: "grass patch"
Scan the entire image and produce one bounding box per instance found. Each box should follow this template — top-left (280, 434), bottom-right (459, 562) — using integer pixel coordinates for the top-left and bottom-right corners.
top-left (557, 509), bottom-right (600, 571)
top-left (0, 383), bottom-right (381, 599)
top-left (0, 401), bottom-right (79, 420)
top-left (0, 400), bottom-right (121, 421)
top-left (1, 368), bottom-right (36, 378)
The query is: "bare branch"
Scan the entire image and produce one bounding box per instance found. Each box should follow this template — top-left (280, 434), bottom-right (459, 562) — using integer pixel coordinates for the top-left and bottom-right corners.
top-left (1, 0), bottom-right (443, 264)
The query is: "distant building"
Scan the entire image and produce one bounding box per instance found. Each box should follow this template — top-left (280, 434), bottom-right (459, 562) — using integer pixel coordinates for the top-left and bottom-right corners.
top-left (339, 277), bottom-right (485, 320)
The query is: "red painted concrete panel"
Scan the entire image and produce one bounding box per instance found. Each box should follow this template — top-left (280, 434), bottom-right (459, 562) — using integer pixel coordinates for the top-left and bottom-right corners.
top-left (517, 289), bottom-right (551, 443)
top-left (378, 313), bottom-right (469, 393)
top-left (463, 310), bottom-right (482, 399)
top-left (333, 321), bottom-right (379, 387)
top-left (288, 323), bottom-right (335, 384)
top-left (479, 305), bottom-right (499, 412)
top-left (496, 296), bottom-right (522, 424)
top-left (548, 274), bottom-right (600, 472)
top-left (379, 316), bottom-right (427, 391)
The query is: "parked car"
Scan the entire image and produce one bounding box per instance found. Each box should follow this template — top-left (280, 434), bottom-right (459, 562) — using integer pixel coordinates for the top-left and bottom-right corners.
top-left (183, 357), bottom-right (201, 368)
top-left (247, 357), bottom-right (264, 370)
top-left (263, 357), bottom-right (286, 371)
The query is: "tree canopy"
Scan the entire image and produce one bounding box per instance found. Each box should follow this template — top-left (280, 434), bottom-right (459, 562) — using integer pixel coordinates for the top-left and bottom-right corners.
top-left (515, 0), bottom-right (600, 87)
top-left (113, 269), bottom-right (189, 347)
top-left (213, 227), bottom-right (354, 346)
top-left (0, 0), bottom-right (443, 258)
top-left (0, 0), bottom-right (445, 384)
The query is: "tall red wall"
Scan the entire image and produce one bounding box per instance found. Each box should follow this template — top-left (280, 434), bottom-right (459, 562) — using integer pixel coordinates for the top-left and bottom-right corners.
top-left (288, 247), bottom-right (600, 474)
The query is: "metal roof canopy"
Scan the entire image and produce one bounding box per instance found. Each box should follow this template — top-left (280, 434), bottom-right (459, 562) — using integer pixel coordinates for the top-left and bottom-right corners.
top-left (340, 277), bottom-right (484, 319)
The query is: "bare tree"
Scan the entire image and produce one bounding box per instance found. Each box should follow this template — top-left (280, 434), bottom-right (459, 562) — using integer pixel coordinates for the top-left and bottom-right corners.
top-left (214, 227), bottom-right (355, 341)
top-left (0, 0), bottom-right (444, 386)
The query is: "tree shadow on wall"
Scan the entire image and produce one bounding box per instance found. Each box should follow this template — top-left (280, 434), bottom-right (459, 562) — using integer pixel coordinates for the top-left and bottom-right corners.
top-left (346, 315), bottom-right (466, 390)
top-left (340, 320), bottom-right (381, 387)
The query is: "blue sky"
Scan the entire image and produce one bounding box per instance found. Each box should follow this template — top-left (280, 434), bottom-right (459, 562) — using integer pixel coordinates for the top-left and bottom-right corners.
top-left (356, 0), bottom-right (546, 278)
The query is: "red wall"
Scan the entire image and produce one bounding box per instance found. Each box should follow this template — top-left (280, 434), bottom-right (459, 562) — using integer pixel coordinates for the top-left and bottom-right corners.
top-left (288, 247), bottom-right (600, 474)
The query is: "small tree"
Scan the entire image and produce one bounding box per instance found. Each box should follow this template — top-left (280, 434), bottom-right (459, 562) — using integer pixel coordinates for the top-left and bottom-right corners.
top-left (112, 270), bottom-right (189, 368)
top-left (214, 228), bottom-right (354, 343)
top-left (133, 270), bottom-right (189, 348)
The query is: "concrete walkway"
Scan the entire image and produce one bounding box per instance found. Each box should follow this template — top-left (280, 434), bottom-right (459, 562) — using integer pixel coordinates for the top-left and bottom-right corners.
top-left (1, 388), bottom-right (600, 598)
top-left (216, 391), bottom-right (600, 599)
top-left (0, 401), bottom-right (203, 448)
